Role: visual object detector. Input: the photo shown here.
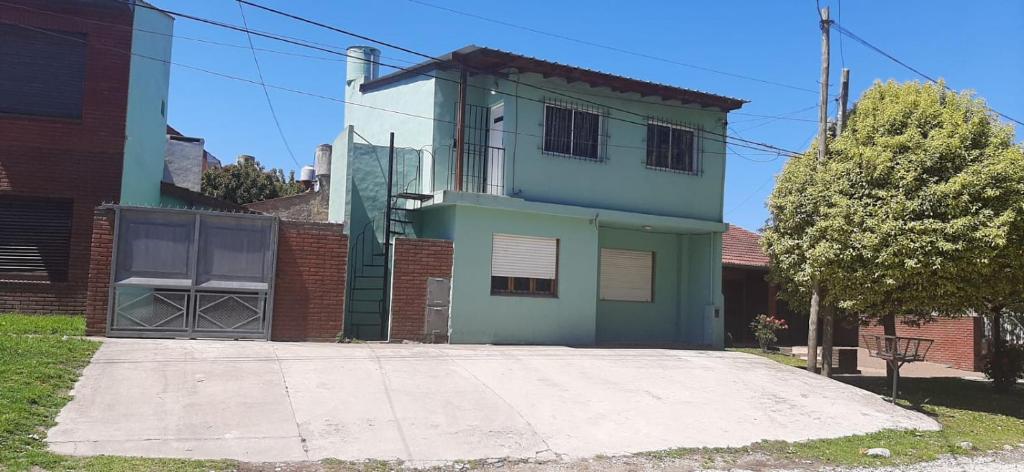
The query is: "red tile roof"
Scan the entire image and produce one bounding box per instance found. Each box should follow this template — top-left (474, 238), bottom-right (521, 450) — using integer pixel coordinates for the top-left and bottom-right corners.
top-left (722, 225), bottom-right (769, 268)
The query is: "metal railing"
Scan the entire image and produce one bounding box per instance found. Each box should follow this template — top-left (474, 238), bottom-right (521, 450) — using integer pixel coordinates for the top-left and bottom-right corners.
top-left (445, 143), bottom-right (505, 195)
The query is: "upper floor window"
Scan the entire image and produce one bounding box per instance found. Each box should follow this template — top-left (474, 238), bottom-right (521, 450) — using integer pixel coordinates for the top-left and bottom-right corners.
top-left (646, 121), bottom-right (698, 174)
top-left (0, 24), bottom-right (87, 119)
top-left (542, 102), bottom-right (604, 161)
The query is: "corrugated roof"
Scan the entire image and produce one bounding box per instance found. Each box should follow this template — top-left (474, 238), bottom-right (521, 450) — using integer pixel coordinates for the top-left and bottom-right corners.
top-left (361, 45), bottom-right (746, 111)
top-left (722, 225), bottom-right (769, 268)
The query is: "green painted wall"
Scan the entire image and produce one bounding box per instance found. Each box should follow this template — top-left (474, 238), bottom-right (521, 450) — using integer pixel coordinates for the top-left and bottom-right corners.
top-left (120, 4), bottom-right (173, 206)
top-left (445, 204), bottom-right (599, 345)
top-left (430, 71), bottom-right (729, 222)
top-left (596, 228), bottom-right (682, 344)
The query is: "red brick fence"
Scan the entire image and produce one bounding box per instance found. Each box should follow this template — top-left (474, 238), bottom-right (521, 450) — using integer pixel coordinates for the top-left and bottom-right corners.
top-left (860, 317), bottom-right (984, 371)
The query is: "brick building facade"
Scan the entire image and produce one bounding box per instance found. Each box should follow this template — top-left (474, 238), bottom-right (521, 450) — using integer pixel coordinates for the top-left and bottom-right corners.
top-left (0, 0), bottom-right (134, 314)
top-left (860, 317), bottom-right (984, 371)
top-left (389, 238), bottom-right (454, 342)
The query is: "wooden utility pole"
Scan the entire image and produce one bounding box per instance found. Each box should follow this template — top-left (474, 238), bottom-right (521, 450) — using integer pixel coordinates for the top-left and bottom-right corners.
top-left (808, 6), bottom-right (830, 374)
top-left (820, 68), bottom-right (849, 377)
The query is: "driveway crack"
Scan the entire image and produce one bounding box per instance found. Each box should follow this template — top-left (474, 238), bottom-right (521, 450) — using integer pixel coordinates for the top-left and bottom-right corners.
top-left (272, 344), bottom-right (310, 460)
top-left (369, 344), bottom-right (414, 461)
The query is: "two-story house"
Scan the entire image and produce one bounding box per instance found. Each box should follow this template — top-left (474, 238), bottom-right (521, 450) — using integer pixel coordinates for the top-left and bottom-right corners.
top-left (329, 45), bottom-right (745, 346)
top-left (0, 0), bottom-right (173, 314)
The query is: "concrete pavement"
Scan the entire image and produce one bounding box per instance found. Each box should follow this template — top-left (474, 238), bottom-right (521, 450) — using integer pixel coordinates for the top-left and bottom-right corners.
top-left (47, 339), bottom-right (940, 465)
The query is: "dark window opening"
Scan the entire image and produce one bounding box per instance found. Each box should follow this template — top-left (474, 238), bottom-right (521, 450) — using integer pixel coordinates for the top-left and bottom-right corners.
top-left (646, 122), bottom-right (697, 174)
top-left (0, 196), bottom-right (73, 282)
top-left (490, 276), bottom-right (557, 297)
top-left (0, 24), bottom-right (87, 119)
top-left (543, 104), bottom-right (601, 160)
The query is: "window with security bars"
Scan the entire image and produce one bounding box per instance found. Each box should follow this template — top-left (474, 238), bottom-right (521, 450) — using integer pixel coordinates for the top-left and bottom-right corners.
top-left (646, 121), bottom-right (698, 174)
top-left (0, 196), bottom-right (72, 282)
top-left (543, 103), bottom-right (603, 160)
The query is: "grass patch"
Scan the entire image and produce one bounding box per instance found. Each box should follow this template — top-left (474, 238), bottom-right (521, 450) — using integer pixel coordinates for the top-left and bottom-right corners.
top-left (728, 347), bottom-right (807, 368)
top-left (656, 350), bottom-right (1024, 467)
top-left (0, 313), bottom-right (236, 472)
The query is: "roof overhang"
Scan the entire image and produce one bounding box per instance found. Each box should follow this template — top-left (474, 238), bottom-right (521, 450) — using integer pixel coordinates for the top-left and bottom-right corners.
top-left (362, 46), bottom-right (747, 111)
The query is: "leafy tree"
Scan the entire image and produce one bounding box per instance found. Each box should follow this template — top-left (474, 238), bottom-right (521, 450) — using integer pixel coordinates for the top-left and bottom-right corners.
top-left (201, 158), bottom-right (303, 205)
top-left (764, 81), bottom-right (1024, 384)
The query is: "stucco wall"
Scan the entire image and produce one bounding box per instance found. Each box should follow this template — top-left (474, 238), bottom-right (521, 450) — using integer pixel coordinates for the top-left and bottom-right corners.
top-left (446, 204), bottom-right (599, 345)
top-left (431, 71), bottom-right (729, 222)
top-left (120, 4), bottom-right (172, 206)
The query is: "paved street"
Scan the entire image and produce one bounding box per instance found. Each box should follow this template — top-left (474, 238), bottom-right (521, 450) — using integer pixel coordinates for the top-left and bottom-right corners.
top-left (48, 339), bottom-right (939, 465)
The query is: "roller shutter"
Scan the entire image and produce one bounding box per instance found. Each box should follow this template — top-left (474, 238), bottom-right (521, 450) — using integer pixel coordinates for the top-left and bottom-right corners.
top-left (0, 196), bottom-right (73, 281)
top-left (491, 234), bottom-right (557, 279)
top-left (600, 248), bottom-right (653, 302)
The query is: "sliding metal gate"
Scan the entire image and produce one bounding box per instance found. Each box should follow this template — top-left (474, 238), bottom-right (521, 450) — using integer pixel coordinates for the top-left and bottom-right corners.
top-left (106, 206), bottom-right (278, 339)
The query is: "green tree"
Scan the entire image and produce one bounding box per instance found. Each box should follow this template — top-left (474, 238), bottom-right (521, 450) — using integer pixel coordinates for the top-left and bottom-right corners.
top-left (764, 81), bottom-right (1024, 384)
top-left (201, 158), bottom-right (302, 205)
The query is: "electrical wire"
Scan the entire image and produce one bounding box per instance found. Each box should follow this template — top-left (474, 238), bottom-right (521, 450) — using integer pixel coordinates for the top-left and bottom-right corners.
top-left (404, 0), bottom-right (822, 95)
top-left (235, 0), bottom-right (299, 168)
top-left (831, 20), bottom-right (1024, 127)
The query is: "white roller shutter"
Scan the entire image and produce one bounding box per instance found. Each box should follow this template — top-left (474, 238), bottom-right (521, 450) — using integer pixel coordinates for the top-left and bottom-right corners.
top-left (491, 234), bottom-right (558, 279)
top-left (600, 248), bottom-right (653, 302)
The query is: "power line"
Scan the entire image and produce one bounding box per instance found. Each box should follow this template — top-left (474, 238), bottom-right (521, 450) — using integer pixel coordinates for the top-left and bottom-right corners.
top-left (0, 17), bottom-right (787, 161)
top-left (235, 0), bottom-right (299, 168)
top-left (831, 20), bottom-right (1024, 127)
top-left (228, 0), bottom-right (806, 157)
top-left (404, 0), bottom-right (821, 95)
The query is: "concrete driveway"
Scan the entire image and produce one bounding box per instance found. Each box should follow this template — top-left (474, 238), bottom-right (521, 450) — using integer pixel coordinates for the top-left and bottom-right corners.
top-left (48, 339), bottom-right (938, 465)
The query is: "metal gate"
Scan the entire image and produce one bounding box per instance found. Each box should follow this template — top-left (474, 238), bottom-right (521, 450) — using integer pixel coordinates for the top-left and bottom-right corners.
top-left (106, 206), bottom-right (278, 339)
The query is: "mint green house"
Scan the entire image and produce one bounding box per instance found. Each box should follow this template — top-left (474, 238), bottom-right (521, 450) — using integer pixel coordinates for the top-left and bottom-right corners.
top-left (329, 45), bottom-right (745, 347)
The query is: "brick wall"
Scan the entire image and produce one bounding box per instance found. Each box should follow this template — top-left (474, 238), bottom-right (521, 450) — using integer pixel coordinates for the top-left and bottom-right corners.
top-left (389, 238), bottom-right (454, 342)
top-left (270, 220), bottom-right (348, 341)
top-left (0, 1), bottom-right (133, 314)
top-left (84, 209), bottom-right (114, 335)
top-left (860, 317), bottom-right (984, 371)
top-left (84, 214), bottom-right (348, 341)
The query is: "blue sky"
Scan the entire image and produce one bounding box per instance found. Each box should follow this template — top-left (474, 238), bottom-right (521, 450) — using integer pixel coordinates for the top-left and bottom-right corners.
top-left (156, 0), bottom-right (1024, 232)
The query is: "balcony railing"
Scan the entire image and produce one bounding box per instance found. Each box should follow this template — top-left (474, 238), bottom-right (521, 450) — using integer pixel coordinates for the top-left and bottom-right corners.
top-left (445, 143), bottom-right (505, 196)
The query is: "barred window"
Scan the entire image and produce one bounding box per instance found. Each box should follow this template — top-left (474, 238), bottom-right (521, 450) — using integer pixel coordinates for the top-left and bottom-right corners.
top-left (646, 121), bottom-right (697, 174)
top-left (0, 196), bottom-right (73, 282)
top-left (543, 104), bottom-right (602, 160)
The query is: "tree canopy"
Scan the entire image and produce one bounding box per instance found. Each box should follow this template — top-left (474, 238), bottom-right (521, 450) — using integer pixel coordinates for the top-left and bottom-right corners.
top-left (201, 159), bottom-right (304, 205)
top-left (763, 80), bottom-right (1024, 326)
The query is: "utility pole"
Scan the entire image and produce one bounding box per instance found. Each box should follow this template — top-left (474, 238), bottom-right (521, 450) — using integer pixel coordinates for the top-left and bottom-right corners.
top-left (821, 67), bottom-right (849, 378)
top-left (808, 6), bottom-right (830, 374)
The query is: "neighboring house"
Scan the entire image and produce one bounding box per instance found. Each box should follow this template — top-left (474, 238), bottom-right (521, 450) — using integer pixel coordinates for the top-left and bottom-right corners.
top-left (330, 45), bottom-right (745, 345)
top-left (0, 0), bottom-right (173, 314)
top-left (246, 145), bottom-right (333, 222)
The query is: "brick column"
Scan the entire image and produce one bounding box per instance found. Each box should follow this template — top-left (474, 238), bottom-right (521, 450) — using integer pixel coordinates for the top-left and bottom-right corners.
top-left (390, 238), bottom-right (454, 342)
top-left (84, 208), bottom-right (115, 336)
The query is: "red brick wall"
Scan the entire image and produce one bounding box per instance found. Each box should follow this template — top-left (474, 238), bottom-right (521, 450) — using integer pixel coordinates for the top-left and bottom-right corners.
top-left (860, 317), bottom-right (983, 371)
top-left (389, 238), bottom-right (454, 342)
top-left (0, 1), bottom-right (133, 314)
top-left (270, 221), bottom-right (348, 341)
top-left (84, 209), bottom-right (114, 336)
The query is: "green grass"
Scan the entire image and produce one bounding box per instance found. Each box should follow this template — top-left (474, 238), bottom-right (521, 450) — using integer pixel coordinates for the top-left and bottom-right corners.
top-left (657, 350), bottom-right (1024, 467)
top-left (0, 313), bottom-right (237, 472)
top-left (728, 347), bottom-right (808, 368)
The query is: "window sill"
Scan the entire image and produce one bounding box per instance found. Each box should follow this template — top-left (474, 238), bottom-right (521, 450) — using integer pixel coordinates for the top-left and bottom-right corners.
top-left (540, 150), bottom-right (605, 163)
top-left (0, 112), bottom-right (83, 124)
top-left (644, 164), bottom-right (700, 176)
top-left (490, 292), bottom-right (559, 299)
top-left (0, 278), bottom-right (59, 285)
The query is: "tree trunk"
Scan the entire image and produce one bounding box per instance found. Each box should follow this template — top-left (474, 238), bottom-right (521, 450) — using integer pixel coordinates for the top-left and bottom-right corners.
top-left (807, 283), bottom-right (821, 373)
top-left (992, 309), bottom-right (1004, 355)
top-left (821, 305), bottom-right (834, 377)
top-left (882, 314), bottom-right (897, 381)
